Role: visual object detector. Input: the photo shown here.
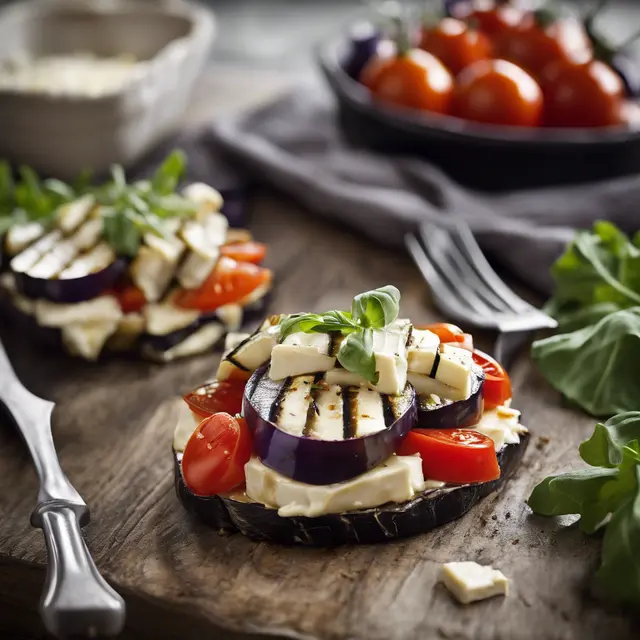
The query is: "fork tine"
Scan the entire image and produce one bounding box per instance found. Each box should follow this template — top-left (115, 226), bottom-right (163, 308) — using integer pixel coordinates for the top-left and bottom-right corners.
top-left (452, 222), bottom-right (534, 314)
top-left (419, 225), bottom-right (497, 317)
top-left (421, 223), bottom-right (513, 313)
top-left (405, 233), bottom-right (494, 327)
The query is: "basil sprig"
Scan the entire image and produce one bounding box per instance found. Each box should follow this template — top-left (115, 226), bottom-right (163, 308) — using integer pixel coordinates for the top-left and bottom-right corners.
top-left (279, 286), bottom-right (401, 384)
top-left (528, 412), bottom-right (640, 606)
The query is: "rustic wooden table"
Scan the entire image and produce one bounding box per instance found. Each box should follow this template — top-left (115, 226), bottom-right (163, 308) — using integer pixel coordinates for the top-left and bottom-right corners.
top-left (0, 67), bottom-right (638, 640)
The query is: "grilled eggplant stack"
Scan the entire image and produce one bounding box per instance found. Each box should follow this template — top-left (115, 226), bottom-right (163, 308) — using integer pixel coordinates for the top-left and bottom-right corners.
top-left (172, 287), bottom-right (528, 546)
top-left (0, 152), bottom-right (272, 362)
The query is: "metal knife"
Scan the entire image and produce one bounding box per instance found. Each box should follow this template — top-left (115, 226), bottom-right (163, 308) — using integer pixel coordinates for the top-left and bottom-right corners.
top-left (0, 339), bottom-right (126, 638)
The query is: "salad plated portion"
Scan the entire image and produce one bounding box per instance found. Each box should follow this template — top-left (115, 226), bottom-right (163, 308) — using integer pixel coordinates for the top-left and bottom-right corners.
top-left (173, 286), bottom-right (528, 546)
top-left (0, 152), bottom-right (272, 362)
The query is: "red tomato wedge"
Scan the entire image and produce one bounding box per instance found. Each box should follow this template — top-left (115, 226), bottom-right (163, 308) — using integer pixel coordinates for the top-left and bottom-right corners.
top-left (175, 256), bottom-right (272, 311)
top-left (183, 379), bottom-right (246, 419)
top-left (472, 350), bottom-right (512, 410)
top-left (221, 241), bottom-right (267, 264)
top-left (114, 284), bottom-right (147, 314)
top-left (182, 413), bottom-right (253, 496)
top-left (415, 322), bottom-right (465, 343)
top-left (397, 429), bottom-right (500, 484)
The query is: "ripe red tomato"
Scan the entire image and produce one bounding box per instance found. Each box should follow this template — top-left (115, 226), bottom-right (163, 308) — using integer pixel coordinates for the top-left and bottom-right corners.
top-left (495, 13), bottom-right (592, 80)
top-left (175, 256), bottom-right (272, 311)
top-left (540, 59), bottom-right (624, 128)
top-left (451, 59), bottom-right (543, 127)
top-left (472, 349), bottom-right (511, 409)
top-left (183, 379), bottom-right (246, 418)
top-left (419, 18), bottom-right (492, 76)
top-left (182, 413), bottom-right (253, 496)
top-left (397, 428), bottom-right (500, 484)
top-left (415, 322), bottom-right (465, 343)
top-left (220, 241), bottom-right (267, 264)
top-left (105, 283), bottom-right (147, 313)
top-left (464, 2), bottom-right (526, 40)
top-left (361, 49), bottom-right (454, 113)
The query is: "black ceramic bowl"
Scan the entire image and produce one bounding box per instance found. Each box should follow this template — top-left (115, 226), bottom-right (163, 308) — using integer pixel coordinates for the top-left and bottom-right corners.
top-left (318, 35), bottom-right (640, 191)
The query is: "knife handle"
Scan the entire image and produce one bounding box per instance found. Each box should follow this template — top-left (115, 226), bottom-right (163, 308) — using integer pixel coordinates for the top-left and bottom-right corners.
top-left (39, 504), bottom-right (126, 639)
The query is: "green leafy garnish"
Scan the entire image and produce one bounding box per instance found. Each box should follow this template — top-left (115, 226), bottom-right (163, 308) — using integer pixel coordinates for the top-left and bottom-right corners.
top-left (0, 150), bottom-right (197, 258)
top-left (279, 286), bottom-right (401, 384)
top-left (534, 222), bottom-right (640, 416)
top-left (528, 413), bottom-right (640, 605)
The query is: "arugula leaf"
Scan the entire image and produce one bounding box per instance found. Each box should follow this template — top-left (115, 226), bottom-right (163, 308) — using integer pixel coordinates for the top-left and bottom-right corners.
top-left (338, 329), bottom-right (378, 385)
top-left (580, 412), bottom-right (640, 467)
top-left (596, 465), bottom-right (640, 605)
top-left (102, 208), bottom-right (142, 258)
top-left (151, 149), bottom-right (186, 195)
top-left (351, 285), bottom-right (400, 328)
top-left (532, 308), bottom-right (640, 416)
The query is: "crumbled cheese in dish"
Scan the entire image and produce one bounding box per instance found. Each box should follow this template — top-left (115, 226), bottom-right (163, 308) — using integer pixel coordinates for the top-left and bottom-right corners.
top-left (0, 53), bottom-right (146, 97)
top-left (470, 403), bottom-right (528, 450)
top-left (439, 562), bottom-right (509, 604)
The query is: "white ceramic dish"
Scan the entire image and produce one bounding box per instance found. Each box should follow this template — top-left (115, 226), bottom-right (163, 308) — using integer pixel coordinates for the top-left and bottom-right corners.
top-left (0, 0), bottom-right (215, 179)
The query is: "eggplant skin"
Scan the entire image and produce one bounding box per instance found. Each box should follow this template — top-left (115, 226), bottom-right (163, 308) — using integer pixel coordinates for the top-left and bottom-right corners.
top-left (174, 433), bottom-right (530, 547)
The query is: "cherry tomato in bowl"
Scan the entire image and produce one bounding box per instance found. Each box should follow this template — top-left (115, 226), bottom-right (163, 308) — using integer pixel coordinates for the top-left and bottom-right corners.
top-left (463, 2), bottom-right (526, 39)
top-left (182, 412), bottom-right (253, 496)
top-left (451, 59), bottom-right (543, 127)
top-left (361, 48), bottom-right (454, 113)
top-left (183, 379), bottom-right (247, 418)
top-left (540, 59), bottom-right (624, 128)
top-left (397, 428), bottom-right (500, 484)
top-left (420, 17), bottom-right (492, 76)
top-left (220, 241), bottom-right (267, 264)
top-left (472, 349), bottom-right (511, 409)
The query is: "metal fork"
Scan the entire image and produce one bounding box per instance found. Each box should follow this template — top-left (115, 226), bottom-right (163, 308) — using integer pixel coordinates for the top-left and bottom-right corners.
top-left (405, 221), bottom-right (557, 369)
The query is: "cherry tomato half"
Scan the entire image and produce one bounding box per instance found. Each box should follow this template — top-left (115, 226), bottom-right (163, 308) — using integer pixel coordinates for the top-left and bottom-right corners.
top-left (397, 428), bottom-right (500, 484)
top-left (114, 284), bottom-right (147, 314)
top-left (361, 49), bottom-right (454, 113)
top-left (451, 59), bottom-right (543, 127)
top-left (419, 18), bottom-right (492, 76)
top-left (175, 256), bottom-right (272, 311)
top-left (540, 59), bottom-right (624, 128)
top-left (183, 379), bottom-right (247, 418)
top-left (415, 322), bottom-right (465, 343)
top-left (182, 413), bottom-right (253, 496)
top-left (220, 241), bottom-right (267, 264)
top-left (472, 349), bottom-right (512, 409)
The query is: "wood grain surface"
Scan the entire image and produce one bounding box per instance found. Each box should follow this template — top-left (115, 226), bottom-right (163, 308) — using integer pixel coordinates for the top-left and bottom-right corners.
top-left (0, 192), bottom-right (638, 640)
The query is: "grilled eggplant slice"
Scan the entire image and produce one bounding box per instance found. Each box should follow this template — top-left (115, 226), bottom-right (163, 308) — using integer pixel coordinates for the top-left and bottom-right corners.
top-left (173, 433), bottom-right (529, 546)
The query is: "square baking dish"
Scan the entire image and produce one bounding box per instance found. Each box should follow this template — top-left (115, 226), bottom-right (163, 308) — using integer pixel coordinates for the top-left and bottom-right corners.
top-left (0, 0), bottom-right (215, 179)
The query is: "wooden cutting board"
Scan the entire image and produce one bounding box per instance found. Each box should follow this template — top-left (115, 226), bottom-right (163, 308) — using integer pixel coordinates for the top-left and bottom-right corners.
top-left (0, 194), bottom-right (638, 640)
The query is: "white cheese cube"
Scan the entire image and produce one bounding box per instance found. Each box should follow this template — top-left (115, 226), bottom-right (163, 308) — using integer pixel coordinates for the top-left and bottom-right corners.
top-left (269, 332), bottom-right (336, 380)
top-left (173, 400), bottom-right (204, 452)
top-left (130, 244), bottom-right (180, 303)
top-left (61, 317), bottom-right (120, 361)
top-left (219, 326), bottom-right (280, 374)
top-left (468, 405), bottom-right (527, 450)
top-left (244, 455), bottom-right (425, 518)
top-left (181, 213), bottom-right (228, 259)
top-left (56, 194), bottom-right (95, 233)
top-left (144, 303), bottom-right (200, 336)
top-left (176, 251), bottom-right (217, 290)
top-left (224, 332), bottom-right (251, 352)
top-left (35, 296), bottom-right (122, 328)
top-left (408, 371), bottom-right (471, 402)
top-left (407, 329), bottom-right (440, 374)
top-left (182, 182), bottom-right (224, 218)
top-left (434, 344), bottom-right (473, 390)
top-left (439, 562), bottom-right (509, 604)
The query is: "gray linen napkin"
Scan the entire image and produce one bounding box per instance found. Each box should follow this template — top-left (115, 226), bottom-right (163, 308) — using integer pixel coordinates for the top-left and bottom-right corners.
top-left (204, 89), bottom-right (640, 295)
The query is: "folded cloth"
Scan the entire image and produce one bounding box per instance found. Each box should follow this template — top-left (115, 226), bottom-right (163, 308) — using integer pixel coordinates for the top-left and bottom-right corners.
top-left (167, 90), bottom-right (640, 295)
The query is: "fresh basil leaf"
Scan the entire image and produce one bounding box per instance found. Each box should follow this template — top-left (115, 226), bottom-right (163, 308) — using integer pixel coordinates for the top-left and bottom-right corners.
top-left (279, 314), bottom-right (326, 340)
top-left (551, 302), bottom-right (623, 334)
top-left (0, 215), bottom-right (13, 235)
top-left (596, 465), bottom-right (640, 606)
top-left (337, 329), bottom-right (378, 384)
top-left (102, 210), bottom-right (141, 257)
top-left (73, 168), bottom-right (93, 194)
top-left (351, 285), bottom-right (400, 329)
top-left (110, 164), bottom-right (127, 196)
top-left (151, 150), bottom-right (186, 195)
top-left (43, 178), bottom-right (75, 201)
top-left (580, 413), bottom-right (640, 467)
top-left (532, 308), bottom-right (640, 416)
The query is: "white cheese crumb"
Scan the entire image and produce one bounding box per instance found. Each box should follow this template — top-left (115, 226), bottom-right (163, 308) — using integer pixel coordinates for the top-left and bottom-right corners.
top-left (439, 562), bottom-right (509, 604)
